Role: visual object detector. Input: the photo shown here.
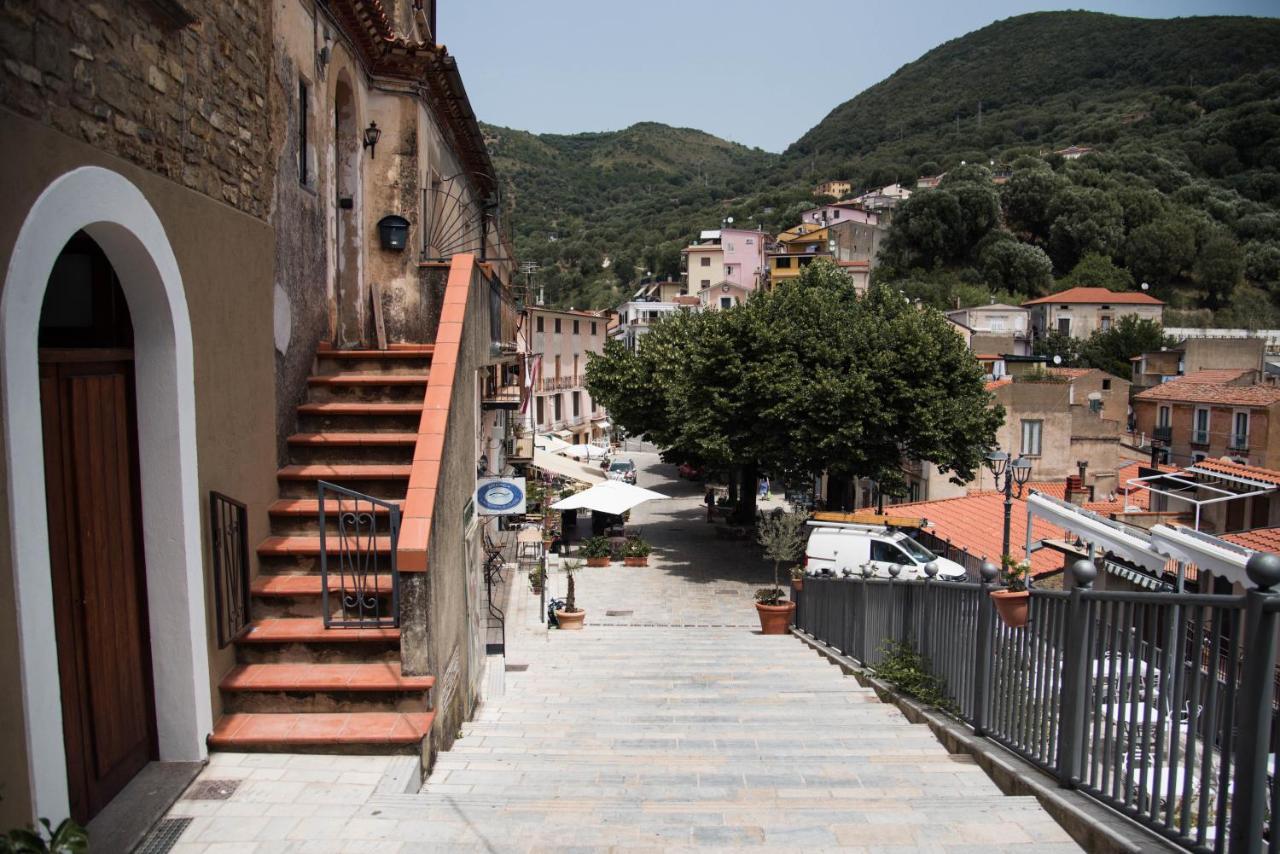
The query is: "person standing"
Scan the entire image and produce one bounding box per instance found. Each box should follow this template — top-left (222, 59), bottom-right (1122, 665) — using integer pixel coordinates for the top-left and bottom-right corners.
top-left (704, 488), bottom-right (715, 523)
top-left (758, 474), bottom-right (770, 502)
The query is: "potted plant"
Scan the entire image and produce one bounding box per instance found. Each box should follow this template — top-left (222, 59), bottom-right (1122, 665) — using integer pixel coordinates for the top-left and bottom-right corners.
top-left (789, 564), bottom-right (805, 591)
top-left (527, 565), bottom-right (546, 594)
top-left (753, 509), bottom-right (806, 634)
top-left (555, 559), bottom-right (585, 630)
top-left (1, 818), bottom-right (88, 853)
top-left (991, 556), bottom-right (1031, 628)
top-left (578, 535), bottom-right (612, 567)
top-left (623, 537), bottom-right (651, 566)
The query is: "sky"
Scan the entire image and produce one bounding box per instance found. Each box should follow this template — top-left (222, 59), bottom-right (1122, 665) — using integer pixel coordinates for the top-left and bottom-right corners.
top-left (439, 0), bottom-right (1277, 153)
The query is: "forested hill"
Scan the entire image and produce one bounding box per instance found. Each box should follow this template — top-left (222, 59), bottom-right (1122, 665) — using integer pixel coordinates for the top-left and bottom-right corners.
top-left (487, 11), bottom-right (1280, 315)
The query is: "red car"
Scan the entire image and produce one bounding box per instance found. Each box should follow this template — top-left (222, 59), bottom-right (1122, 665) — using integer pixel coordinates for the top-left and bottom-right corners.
top-left (678, 462), bottom-right (704, 480)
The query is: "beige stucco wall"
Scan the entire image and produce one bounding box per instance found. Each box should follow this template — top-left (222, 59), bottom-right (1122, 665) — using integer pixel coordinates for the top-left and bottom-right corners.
top-left (1032, 302), bottom-right (1163, 339)
top-left (0, 108), bottom-right (278, 829)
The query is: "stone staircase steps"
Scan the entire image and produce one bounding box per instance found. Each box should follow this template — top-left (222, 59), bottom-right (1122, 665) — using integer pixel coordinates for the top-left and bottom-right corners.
top-left (209, 711), bottom-right (435, 753)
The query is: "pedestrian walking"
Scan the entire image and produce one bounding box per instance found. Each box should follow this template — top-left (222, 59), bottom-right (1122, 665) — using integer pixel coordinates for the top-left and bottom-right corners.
top-left (758, 475), bottom-right (770, 502)
top-left (704, 488), bottom-right (715, 523)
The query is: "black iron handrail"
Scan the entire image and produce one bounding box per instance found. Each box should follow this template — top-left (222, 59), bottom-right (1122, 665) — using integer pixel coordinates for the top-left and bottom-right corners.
top-left (318, 480), bottom-right (401, 629)
top-left (210, 491), bottom-right (251, 647)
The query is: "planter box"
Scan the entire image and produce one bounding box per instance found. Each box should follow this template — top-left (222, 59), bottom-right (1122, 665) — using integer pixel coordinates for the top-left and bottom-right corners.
top-left (623, 556), bottom-right (648, 566)
top-left (585, 556), bottom-right (610, 567)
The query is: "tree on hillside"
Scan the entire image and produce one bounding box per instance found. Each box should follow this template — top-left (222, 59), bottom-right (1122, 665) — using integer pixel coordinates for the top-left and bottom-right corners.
top-left (1002, 165), bottom-right (1066, 242)
top-left (585, 260), bottom-right (1001, 518)
top-left (1196, 231), bottom-right (1245, 309)
top-left (1047, 186), bottom-right (1126, 271)
top-left (979, 236), bottom-right (1054, 296)
top-left (1032, 330), bottom-right (1082, 367)
top-left (1057, 252), bottom-right (1135, 293)
top-left (1124, 215), bottom-right (1197, 287)
top-left (1078, 316), bottom-right (1175, 379)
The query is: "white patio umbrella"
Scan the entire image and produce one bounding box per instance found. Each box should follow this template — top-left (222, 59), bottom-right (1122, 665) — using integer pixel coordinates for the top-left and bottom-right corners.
top-left (562, 443), bottom-right (608, 460)
top-left (535, 433), bottom-right (572, 454)
top-left (550, 480), bottom-right (668, 515)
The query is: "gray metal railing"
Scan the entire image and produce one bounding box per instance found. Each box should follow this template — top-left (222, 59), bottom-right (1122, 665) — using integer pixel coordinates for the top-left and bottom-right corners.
top-left (794, 559), bottom-right (1280, 854)
top-left (318, 480), bottom-right (401, 629)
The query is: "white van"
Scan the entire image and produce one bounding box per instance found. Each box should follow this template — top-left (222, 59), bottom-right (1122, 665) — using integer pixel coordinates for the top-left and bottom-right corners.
top-left (803, 522), bottom-right (968, 581)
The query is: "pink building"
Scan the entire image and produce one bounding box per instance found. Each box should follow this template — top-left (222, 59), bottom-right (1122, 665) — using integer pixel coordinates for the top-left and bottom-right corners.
top-left (719, 228), bottom-right (768, 291)
top-left (800, 202), bottom-right (880, 228)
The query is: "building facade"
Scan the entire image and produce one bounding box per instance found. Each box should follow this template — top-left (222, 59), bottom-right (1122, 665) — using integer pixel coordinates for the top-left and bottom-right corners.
top-left (524, 307), bottom-right (608, 443)
top-left (1133, 373), bottom-right (1280, 469)
top-left (0, 0), bottom-right (514, 831)
top-left (1024, 287), bottom-right (1165, 340)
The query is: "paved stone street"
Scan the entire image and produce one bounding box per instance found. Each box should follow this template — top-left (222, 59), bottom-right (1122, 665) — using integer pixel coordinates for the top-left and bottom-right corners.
top-left (158, 455), bottom-right (1078, 851)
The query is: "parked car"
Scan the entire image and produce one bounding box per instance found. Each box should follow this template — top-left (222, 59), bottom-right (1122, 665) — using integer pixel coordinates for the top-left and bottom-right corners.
top-left (803, 522), bottom-right (967, 581)
top-left (607, 458), bottom-right (637, 484)
top-left (678, 462), bottom-right (704, 480)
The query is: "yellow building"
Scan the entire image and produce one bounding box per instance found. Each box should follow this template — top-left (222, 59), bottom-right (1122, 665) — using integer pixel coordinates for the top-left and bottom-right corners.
top-left (767, 224), bottom-right (831, 288)
top-left (814, 180), bottom-right (852, 198)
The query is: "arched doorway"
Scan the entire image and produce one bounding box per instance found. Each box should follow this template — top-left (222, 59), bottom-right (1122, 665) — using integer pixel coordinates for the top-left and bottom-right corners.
top-left (39, 231), bottom-right (156, 822)
top-left (333, 75), bottom-right (363, 347)
top-left (2, 166), bottom-right (212, 824)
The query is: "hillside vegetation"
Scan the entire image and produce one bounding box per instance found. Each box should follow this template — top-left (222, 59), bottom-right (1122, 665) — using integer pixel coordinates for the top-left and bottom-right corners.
top-left (489, 11), bottom-right (1280, 318)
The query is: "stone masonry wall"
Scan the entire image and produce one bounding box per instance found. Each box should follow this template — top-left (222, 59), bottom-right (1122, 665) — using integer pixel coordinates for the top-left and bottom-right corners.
top-left (0, 0), bottom-right (274, 219)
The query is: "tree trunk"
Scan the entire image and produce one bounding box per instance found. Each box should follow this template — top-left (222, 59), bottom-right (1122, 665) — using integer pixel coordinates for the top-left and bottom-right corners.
top-left (735, 462), bottom-right (759, 525)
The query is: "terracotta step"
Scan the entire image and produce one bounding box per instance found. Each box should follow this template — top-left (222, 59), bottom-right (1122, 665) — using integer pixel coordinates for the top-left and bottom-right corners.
top-left (251, 573), bottom-right (396, 597)
top-left (316, 346), bottom-right (434, 358)
top-left (236, 617), bottom-right (399, 644)
top-left (286, 432), bottom-right (418, 447)
top-left (221, 663), bottom-right (434, 693)
top-left (296, 402), bottom-right (423, 416)
top-left (276, 464), bottom-right (411, 481)
top-left (257, 535), bottom-right (395, 557)
top-left (307, 374), bottom-right (429, 386)
top-left (208, 711), bottom-right (434, 750)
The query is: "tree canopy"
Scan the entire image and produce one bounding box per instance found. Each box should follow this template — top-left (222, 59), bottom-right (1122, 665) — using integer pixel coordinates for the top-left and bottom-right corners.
top-left (585, 261), bottom-right (1002, 506)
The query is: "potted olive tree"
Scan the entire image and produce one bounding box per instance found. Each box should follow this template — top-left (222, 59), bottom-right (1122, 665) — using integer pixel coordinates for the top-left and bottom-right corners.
top-left (578, 535), bottom-right (612, 567)
top-left (623, 537), bottom-right (652, 566)
top-left (555, 558), bottom-right (586, 630)
top-left (527, 564), bottom-right (546, 594)
top-left (754, 509), bottom-right (807, 634)
top-left (991, 557), bottom-right (1031, 628)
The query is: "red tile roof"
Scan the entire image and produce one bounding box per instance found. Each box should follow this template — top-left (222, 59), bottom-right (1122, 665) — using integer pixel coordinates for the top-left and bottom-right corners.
top-left (886, 492), bottom-right (1066, 576)
top-left (1048, 367), bottom-right (1094, 380)
top-left (1134, 378), bottom-right (1280, 406)
top-left (1223, 527), bottom-right (1280, 555)
top-left (985, 377), bottom-right (1012, 392)
top-left (1186, 458), bottom-right (1280, 487)
top-left (1023, 287), bottom-right (1165, 306)
top-left (1178, 369), bottom-right (1255, 384)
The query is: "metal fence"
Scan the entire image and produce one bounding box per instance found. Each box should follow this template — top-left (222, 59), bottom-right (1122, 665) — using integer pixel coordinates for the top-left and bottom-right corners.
top-left (793, 564), bottom-right (1280, 854)
top-left (912, 528), bottom-right (988, 578)
top-left (318, 480), bottom-right (401, 628)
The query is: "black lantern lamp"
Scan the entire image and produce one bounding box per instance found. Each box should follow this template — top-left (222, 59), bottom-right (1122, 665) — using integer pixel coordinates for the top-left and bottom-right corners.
top-left (377, 215), bottom-right (410, 251)
top-left (363, 121), bottom-right (381, 158)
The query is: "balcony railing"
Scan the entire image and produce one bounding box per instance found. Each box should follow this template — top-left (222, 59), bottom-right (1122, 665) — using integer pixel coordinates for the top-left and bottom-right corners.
top-left (1229, 433), bottom-right (1249, 451)
top-left (1153, 425), bottom-right (1173, 444)
top-left (794, 566), bottom-right (1280, 853)
top-left (1192, 429), bottom-right (1210, 445)
top-left (536, 376), bottom-right (583, 393)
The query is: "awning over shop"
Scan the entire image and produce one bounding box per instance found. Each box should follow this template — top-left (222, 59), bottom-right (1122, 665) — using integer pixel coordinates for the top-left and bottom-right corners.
top-left (550, 480), bottom-right (667, 515)
top-left (531, 449), bottom-right (605, 485)
top-left (535, 433), bottom-right (571, 454)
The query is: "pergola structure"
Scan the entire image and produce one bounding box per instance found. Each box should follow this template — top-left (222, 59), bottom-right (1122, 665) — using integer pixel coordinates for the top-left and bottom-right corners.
top-left (1122, 463), bottom-right (1278, 531)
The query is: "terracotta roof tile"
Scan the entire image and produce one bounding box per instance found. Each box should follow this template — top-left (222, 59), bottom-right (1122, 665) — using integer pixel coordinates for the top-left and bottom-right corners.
top-left (1048, 367), bottom-right (1094, 380)
top-left (1186, 458), bottom-right (1280, 487)
top-left (1023, 287), bottom-right (1164, 306)
top-left (1179, 369), bottom-right (1255, 384)
top-left (1134, 379), bottom-right (1280, 406)
top-left (1223, 527), bottom-right (1280, 555)
top-left (985, 377), bottom-right (1012, 392)
top-left (886, 492), bottom-right (1066, 576)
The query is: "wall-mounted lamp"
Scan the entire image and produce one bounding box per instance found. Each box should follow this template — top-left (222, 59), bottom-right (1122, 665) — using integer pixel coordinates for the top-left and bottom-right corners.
top-left (319, 29), bottom-right (332, 68)
top-left (363, 121), bottom-right (381, 158)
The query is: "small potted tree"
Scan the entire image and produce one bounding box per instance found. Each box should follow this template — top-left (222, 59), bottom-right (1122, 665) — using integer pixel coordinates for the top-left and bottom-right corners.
top-left (789, 564), bottom-right (805, 592)
top-left (754, 509), bottom-right (807, 634)
top-left (623, 537), bottom-right (651, 566)
top-left (555, 558), bottom-right (585, 630)
top-left (527, 565), bottom-right (546, 594)
top-left (578, 535), bottom-right (612, 567)
top-left (991, 557), bottom-right (1031, 628)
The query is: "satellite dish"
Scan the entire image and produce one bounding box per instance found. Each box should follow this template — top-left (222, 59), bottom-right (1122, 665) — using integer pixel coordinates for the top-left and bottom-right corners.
top-left (1053, 355), bottom-right (1063, 365)
top-left (1141, 282), bottom-right (1150, 291)
top-left (726, 217), bottom-right (734, 224)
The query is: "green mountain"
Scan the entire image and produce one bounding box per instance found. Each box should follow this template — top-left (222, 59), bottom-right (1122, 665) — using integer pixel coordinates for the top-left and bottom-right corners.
top-left (489, 11), bottom-right (1280, 317)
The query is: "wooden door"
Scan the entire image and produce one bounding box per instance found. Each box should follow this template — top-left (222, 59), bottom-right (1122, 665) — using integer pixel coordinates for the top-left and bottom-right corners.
top-left (40, 350), bottom-right (155, 823)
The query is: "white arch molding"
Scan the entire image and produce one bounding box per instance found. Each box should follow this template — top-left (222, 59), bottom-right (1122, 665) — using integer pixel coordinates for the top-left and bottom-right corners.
top-left (1, 166), bottom-right (212, 822)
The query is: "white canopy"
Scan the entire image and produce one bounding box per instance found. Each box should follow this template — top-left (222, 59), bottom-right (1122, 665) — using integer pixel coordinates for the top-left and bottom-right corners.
top-left (1026, 491), bottom-right (1169, 573)
top-left (535, 433), bottom-right (572, 454)
top-left (1149, 524), bottom-right (1253, 588)
top-left (563, 443), bottom-right (608, 460)
top-left (531, 449), bottom-right (604, 485)
top-left (550, 480), bottom-right (668, 515)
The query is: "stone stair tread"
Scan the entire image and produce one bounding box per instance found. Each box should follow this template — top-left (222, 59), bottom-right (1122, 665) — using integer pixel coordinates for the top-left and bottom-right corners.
top-left (256, 535), bottom-right (394, 556)
top-left (286, 432), bottom-right (419, 447)
top-left (221, 662), bottom-right (434, 692)
top-left (276, 463), bottom-right (411, 479)
top-left (251, 573), bottom-right (396, 596)
top-left (236, 617), bottom-right (399, 644)
top-left (316, 345), bottom-right (434, 357)
top-left (209, 711), bottom-right (434, 747)
top-left (296, 402), bottom-right (423, 415)
top-left (307, 373), bottom-right (429, 385)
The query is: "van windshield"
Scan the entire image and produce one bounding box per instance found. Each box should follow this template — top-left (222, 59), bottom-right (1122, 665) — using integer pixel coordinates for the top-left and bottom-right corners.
top-left (898, 537), bottom-right (937, 563)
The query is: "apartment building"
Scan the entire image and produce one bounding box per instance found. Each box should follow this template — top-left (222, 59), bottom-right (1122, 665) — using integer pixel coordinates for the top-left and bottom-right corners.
top-left (525, 307), bottom-right (609, 443)
top-left (1133, 372), bottom-right (1280, 469)
top-left (1024, 287), bottom-right (1165, 340)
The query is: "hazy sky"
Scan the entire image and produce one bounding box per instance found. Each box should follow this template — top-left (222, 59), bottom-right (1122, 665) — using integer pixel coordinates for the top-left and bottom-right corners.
top-left (439, 1), bottom-right (1276, 152)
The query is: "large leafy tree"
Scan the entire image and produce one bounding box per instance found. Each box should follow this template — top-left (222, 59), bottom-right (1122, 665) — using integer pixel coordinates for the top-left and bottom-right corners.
top-left (586, 260), bottom-right (1001, 516)
top-left (1078, 315), bottom-right (1175, 379)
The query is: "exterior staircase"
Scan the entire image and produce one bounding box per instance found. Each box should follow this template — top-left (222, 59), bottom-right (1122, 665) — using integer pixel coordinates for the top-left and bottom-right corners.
top-left (209, 345), bottom-right (437, 755)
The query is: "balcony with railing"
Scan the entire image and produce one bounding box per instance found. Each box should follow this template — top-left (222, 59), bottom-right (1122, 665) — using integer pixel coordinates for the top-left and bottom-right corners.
top-left (1229, 432), bottom-right (1249, 451)
top-left (1153, 425), bottom-right (1172, 444)
top-left (1191, 428), bottom-right (1210, 445)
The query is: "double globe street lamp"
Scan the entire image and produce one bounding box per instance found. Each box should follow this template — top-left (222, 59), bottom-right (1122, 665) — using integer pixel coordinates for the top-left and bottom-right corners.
top-left (985, 449), bottom-right (1033, 563)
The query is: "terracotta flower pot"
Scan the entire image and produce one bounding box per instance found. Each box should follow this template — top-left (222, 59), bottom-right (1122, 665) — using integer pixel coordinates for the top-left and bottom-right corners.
top-left (623, 556), bottom-right (648, 566)
top-left (555, 609), bottom-right (585, 630)
top-left (791, 578), bottom-right (804, 592)
top-left (755, 601), bottom-right (795, 635)
top-left (585, 556), bottom-right (610, 567)
top-left (991, 589), bottom-right (1031, 628)
top-left (530, 583), bottom-right (543, 594)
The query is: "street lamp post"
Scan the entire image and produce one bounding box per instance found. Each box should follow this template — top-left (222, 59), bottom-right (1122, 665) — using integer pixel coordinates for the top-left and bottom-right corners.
top-left (985, 449), bottom-right (1033, 563)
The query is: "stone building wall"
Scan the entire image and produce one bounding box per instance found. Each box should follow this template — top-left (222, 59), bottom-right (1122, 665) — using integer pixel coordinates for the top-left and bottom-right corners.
top-left (0, 0), bottom-right (275, 220)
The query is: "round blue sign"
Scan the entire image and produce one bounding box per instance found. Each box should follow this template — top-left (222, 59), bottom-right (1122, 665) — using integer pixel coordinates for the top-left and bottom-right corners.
top-left (477, 480), bottom-right (524, 512)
